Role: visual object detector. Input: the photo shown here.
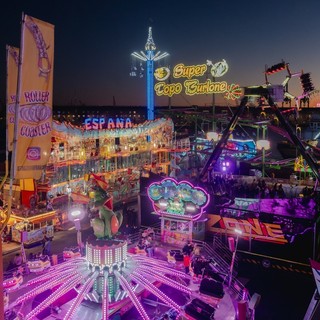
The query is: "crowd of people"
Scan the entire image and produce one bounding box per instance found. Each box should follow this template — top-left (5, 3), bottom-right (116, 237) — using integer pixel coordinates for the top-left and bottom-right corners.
top-left (208, 174), bottom-right (316, 200)
top-left (181, 241), bottom-right (212, 280)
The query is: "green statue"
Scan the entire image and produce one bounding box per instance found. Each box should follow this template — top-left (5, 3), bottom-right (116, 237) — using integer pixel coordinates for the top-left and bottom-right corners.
top-left (90, 176), bottom-right (123, 239)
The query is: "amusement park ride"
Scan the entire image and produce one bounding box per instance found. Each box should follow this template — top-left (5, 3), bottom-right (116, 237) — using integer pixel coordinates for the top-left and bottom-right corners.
top-left (4, 179), bottom-right (199, 320)
top-left (198, 61), bottom-right (320, 183)
top-left (2, 24), bottom-right (320, 318)
top-left (152, 61), bottom-right (320, 268)
top-left (131, 27), bottom-right (169, 121)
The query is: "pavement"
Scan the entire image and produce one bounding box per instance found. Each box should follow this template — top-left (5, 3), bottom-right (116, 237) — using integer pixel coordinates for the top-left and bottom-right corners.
top-left (2, 241), bottom-right (21, 255)
top-left (2, 220), bottom-right (88, 256)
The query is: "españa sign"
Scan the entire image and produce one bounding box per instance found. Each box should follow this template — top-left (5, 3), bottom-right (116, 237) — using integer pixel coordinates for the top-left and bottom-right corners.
top-left (154, 59), bottom-right (242, 100)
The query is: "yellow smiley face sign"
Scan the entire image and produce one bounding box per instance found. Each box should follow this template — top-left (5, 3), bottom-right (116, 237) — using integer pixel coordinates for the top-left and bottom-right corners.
top-left (154, 67), bottom-right (171, 81)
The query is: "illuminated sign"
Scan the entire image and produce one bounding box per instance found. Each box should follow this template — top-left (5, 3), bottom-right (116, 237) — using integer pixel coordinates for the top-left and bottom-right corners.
top-left (154, 59), bottom-right (242, 100)
top-left (147, 178), bottom-right (209, 220)
top-left (154, 67), bottom-right (170, 81)
top-left (84, 117), bottom-right (132, 130)
top-left (206, 214), bottom-right (287, 244)
top-left (173, 63), bottom-right (207, 79)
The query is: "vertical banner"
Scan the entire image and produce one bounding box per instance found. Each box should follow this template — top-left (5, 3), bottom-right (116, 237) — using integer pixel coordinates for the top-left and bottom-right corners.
top-left (6, 45), bottom-right (19, 152)
top-left (15, 15), bottom-right (54, 180)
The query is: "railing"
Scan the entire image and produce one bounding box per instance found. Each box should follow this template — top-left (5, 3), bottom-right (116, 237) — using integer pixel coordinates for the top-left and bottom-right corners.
top-left (195, 236), bottom-right (249, 303)
top-left (4, 226), bottom-right (250, 316)
top-left (139, 224), bottom-right (248, 302)
top-left (198, 239), bottom-right (233, 275)
top-left (3, 251), bottom-right (65, 280)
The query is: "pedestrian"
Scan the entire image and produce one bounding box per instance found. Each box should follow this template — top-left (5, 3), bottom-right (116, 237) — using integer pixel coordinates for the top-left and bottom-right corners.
top-left (183, 253), bottom-right (191, 274)
top-left (43, 238), bottom-right (52, 256)
top-left (183, 240), bottom-right (193, 256)
top-left (2, 225), bottom-right (9, 243)
top-left (193, 244), bottom-right (200, 257)
top-left (192, 257), bottom-right (202, 279)
top-left (147, 244), bottom-right (154, 257)
top-left (13, 253), bottom-right (22, 268)
top-left (187, 241), bottom-right (194, 255)
top-left (182, 241), bottom-right (188, 255)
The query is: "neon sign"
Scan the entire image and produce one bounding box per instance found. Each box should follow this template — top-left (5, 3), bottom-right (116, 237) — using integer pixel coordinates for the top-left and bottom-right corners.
top-left (207, 214), bottom-right (287, 244)
top-left (173, 63), bottom-right (207, 79)
top-left (84, 117), bottom-right (132, 130)
top-left (147, 178), bottom-right (210, 220)
top-left (154, 59), bottom-right (242, 100)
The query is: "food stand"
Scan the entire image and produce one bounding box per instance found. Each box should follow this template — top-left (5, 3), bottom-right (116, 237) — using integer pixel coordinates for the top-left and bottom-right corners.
top-left (10, 211), bottom-right (56, 247)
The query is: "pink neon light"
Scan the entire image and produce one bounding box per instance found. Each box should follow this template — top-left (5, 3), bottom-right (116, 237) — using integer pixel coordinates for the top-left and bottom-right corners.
top-left (64, 271), bottom-right (99, 319)
top-left (136, 267), bottom-right (191, 294)
top-left (25, 273), bottom-right (84, 319)
top-left (116, 272), bottom-right (149, 320)
top-left (12, 241), bottom-right (200, 319)
top-left (102, 271), bottom-right (109, 320)
top-left (130, 271), bottom-right (181, 311)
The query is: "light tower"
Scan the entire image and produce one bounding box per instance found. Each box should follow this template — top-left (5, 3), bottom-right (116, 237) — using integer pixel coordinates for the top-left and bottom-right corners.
top-left (131, 27), bottom-right (169, 121)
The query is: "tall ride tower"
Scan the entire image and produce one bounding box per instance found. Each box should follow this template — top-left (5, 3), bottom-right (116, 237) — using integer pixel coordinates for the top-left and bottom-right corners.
top-left (131, 27), bottom-right (169, 121)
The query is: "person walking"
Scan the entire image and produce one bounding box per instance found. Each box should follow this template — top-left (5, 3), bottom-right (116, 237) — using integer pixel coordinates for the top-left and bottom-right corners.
top-left (183, 253), bottom-right (191, 274)
top-left (13, 253), bottom-right (22, 268)
top-left (193, 244), bottom-right (201, 257)
top-left (146, 243), bottom-right (154, 257)
top-left (43, 237), bottom-right (52, 256)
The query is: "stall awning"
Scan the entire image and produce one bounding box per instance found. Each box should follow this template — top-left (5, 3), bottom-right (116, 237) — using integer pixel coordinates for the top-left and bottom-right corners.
top-left (10, 211), bottom-right (57, 225)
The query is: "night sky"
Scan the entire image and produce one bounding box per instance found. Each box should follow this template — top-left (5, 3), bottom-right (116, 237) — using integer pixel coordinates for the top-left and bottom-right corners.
top-left (1, 0), bottom-right (320, 108)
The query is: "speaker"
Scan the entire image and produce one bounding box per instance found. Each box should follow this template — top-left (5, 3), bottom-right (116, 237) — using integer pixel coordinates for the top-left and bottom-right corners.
top-left (200, 278), bottom-right (224, 299)
top-left (249, 293), bottom-right (261, 310)
top-left (115, 137), bottom-right (120, 145)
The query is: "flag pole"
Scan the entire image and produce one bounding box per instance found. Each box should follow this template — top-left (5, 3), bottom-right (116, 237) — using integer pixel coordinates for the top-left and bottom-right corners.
top-left (7, 11), bottom-right (25, 241)
top-left (0, 45), bottom-right (12, 320)
top-left (10, 13), bottom-right (25, 182)
top-left (0, 49), bottom-right (10, 191)
top-left (1, 12), bottom-right (25, 317)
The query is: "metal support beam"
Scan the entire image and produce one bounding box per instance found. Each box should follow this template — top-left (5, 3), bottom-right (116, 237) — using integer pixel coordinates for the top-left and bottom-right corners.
top-left (199, 96), bottom-right (248, 181)
top-left (267, 98), bottom-right (320, 182)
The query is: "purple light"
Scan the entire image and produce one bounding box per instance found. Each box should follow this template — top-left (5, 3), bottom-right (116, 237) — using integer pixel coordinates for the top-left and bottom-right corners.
top-left (64, 271), bottom-right (99, 319)
top-left (129, 271), bottom-right (181, 311)
top-left (102, 271), bottom-right (109, 320)
top-left (115, 272), bottom-right (150, 320)
top-left (11, 240), bottom-right (198, 319)
top-left (136, 266), bottom-right (191, 294)
top-left (24, 273), bottom-right (85, 319)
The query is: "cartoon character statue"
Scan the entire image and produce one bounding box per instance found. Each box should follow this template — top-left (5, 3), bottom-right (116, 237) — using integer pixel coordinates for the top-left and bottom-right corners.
top-left (89, 175), bottom-right (123, 239)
